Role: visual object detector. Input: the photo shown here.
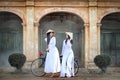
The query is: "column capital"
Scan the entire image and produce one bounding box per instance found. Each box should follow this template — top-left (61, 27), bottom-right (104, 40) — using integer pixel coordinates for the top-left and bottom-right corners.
top-left (21, 23), bottom-right (26, 26)
top-left (84, 23), bottom-right (89, 27)
top-left (97, 23), bottom-right (102, 27)
top-left (34, 22), bottom-right (39, 27)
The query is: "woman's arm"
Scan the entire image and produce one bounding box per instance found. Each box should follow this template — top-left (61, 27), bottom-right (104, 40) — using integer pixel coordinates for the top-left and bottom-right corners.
top-left (61, 40), bottom-right (65, 56)
top-left (44, 38), bottom-right (49, 52)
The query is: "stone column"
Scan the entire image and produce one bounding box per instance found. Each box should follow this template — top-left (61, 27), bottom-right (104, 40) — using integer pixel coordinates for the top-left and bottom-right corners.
top-left (84, 23), bottom-right (89, 68)
top-left (88, 1), bottom-right (98, 68)
top-left (22, 23), bottom-right (26, 56)
top-left (34, 22), bottom-right (39, 59)
top-left (25, 0), bottom-right (35, 61)
top-left (97, 23), bottom-right (102, 55)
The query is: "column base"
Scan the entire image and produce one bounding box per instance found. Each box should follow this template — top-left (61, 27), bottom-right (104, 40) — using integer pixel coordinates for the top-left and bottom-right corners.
top-left (87, 62), bottom-right (98, 69)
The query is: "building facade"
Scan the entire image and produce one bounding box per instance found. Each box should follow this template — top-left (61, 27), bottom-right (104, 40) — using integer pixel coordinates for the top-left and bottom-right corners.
top-left (0, 0), bottom-right (120, 69)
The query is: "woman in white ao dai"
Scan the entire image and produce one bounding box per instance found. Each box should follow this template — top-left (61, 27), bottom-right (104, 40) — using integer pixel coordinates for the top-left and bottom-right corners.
top-left (44, 29), bottom-right (60, 76)
top-left (60, 32), bottom-right (74, 78)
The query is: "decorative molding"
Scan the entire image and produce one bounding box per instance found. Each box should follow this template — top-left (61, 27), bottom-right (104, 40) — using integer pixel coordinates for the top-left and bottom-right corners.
top-left (26, 0), bottom-right (34, 7)
top-left (88, 0), bottom-right (97, 2)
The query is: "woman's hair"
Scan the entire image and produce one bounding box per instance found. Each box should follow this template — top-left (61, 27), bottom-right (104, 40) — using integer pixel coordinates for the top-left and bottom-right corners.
top-left (47, 32), bottom-right (51, 45)
top-left (47, 32), bottom-right (54, 45)
top-left (65, 35), bottom-right (73, 44)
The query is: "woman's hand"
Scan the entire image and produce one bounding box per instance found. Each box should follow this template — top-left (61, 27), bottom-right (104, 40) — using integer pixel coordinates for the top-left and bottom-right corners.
top-left (46, 48), bottom-right (49, 52)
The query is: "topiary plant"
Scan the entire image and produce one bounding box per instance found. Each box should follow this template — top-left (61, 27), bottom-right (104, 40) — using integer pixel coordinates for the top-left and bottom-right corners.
top-left (8, 53), bottom-right (26, 70)
top-left (94, 54), bottom-right (111, 73)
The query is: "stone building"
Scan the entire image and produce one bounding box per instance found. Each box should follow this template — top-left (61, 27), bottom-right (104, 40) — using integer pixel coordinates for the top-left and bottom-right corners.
top-left (0, 0), bottom-right (120, 69)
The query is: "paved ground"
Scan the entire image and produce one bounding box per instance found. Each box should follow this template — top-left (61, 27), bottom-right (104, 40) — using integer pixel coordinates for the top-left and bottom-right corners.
top-left (0, 68), bottom-right (120, 80)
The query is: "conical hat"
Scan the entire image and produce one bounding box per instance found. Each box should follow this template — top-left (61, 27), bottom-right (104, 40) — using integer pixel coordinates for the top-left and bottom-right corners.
top-left (65, 32), bottom-right (73, 40)
top-left (46, 29), bottom-right (55, 34)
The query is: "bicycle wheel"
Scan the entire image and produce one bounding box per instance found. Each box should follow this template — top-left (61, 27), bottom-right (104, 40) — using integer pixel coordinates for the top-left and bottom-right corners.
top-left (74, 60), bottom-right (79, 75)
top-left (30, 58), bottom-right (46, 77)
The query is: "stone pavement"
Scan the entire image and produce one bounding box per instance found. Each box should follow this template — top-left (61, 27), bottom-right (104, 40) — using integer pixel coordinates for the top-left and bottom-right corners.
top-left (0, 68), bottom-right (120, 80)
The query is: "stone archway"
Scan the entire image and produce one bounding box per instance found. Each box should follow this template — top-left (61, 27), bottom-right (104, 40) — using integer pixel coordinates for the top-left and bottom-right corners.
top-left (100, 12), bottom-right (120, 67)
top-left (0, 11), bottom-right (23, 67)
top-left (0, 8), bottom-right (26, 24)
top-left (98, 8), bottom-right (120, 23)
top-left (38, 12), bottom-right (85, 67)
top-left (35, 8), bottom-right (88, 23)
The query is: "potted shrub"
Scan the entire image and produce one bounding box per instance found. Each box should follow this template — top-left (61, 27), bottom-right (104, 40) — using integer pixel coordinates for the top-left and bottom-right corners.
top-left (8, 53), bottom-right (26, 71)
top-left (94, 54), bottom-right (111, 73)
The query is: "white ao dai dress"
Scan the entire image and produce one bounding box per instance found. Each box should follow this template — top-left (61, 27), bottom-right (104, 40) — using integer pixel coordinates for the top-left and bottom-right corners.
top-left (60, 39), bottom-right (74, 77)
top-left (44, 37), bottom-right (60, 73)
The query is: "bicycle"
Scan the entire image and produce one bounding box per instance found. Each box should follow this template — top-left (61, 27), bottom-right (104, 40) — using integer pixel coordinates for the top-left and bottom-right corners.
top-left (30, 50), bottom-right (79, 77)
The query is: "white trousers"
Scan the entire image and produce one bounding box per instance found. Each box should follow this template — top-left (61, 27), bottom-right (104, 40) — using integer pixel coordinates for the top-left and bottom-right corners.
top-left (60, 52), bottom-right (74, 77)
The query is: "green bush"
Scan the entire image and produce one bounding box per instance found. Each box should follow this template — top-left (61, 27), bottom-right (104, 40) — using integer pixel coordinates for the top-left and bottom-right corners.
top-left (8, 53), bottom-right (26, 70)
top-left (94, 55), bottom-right (111, 73)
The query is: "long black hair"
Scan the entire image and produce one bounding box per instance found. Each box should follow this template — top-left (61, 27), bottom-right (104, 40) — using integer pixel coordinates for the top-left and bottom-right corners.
top-left (47, 32), bottom-right (51, 45)
top-left (65, 35), bottom-right (73, 44)
top-left (47, 32), bottom-right (54, 45)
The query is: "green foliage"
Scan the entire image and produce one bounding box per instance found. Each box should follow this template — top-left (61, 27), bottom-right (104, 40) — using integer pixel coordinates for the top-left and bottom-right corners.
top-left (8, 53), bottom-right (26, 70)
top-left (94, 54), bottom-right (111, 73)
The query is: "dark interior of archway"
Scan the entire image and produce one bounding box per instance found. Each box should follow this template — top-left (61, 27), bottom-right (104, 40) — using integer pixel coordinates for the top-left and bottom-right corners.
top-left (0, 12), bottom-right (23, 67)
top-left (39, 12), bottom-right (84, 67)
top-left (101, 12), bottom-right (120, 67)
top-left (39, 12), bottom-right (84, 32)
top-left (101, 12), bottom-right (120, 30)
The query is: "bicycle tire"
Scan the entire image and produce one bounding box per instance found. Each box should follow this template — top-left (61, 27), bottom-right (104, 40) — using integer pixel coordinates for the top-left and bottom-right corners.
top-left (30, 58), bottom-right (46, 77)
top-left (74, 60), bottom-right (79, 75)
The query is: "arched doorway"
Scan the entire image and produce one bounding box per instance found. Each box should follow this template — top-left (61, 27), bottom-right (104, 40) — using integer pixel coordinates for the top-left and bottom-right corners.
top-left (38, 12), bottom-right (84, 67)
top-left (0, 12), bottom-right (23, 67)
top-left (100, 12), bottom-right (120, 67)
